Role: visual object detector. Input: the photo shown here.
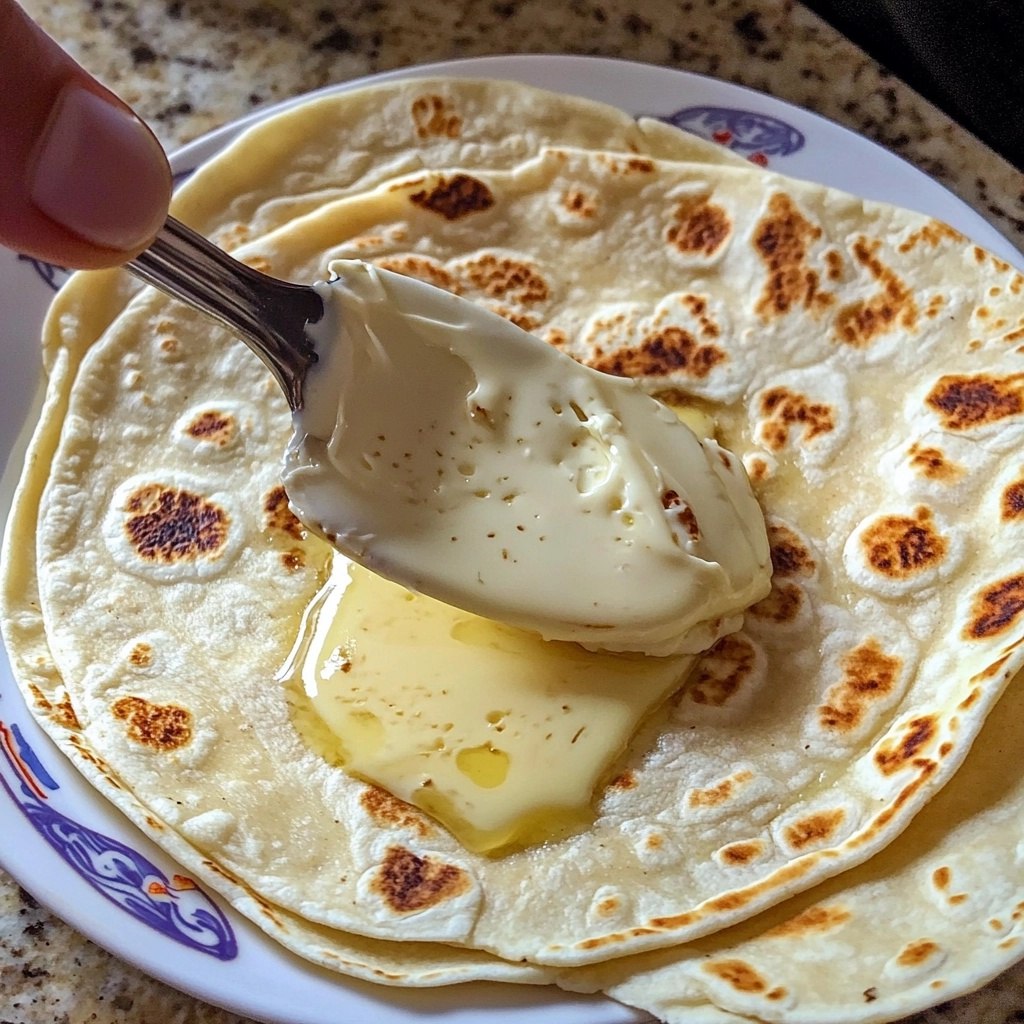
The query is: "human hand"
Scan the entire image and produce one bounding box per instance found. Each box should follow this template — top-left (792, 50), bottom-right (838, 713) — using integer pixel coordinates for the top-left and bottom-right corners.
top-left (0, 0), bottom-right (171, 269)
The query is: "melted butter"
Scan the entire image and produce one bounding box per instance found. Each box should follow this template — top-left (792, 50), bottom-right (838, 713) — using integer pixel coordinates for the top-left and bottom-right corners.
top-left (283, 260), bottom-right (771, 657)
top-left (291, 557), bottom-right (696, 854)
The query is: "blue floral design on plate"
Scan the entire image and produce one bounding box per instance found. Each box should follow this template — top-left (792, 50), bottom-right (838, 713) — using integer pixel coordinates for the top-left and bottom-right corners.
top-left (660, 106), bottom-right (805, 166)
top-left (18, 254), bottom-right (70, 293)
top-left (0, 719), bottom-right (237, 960)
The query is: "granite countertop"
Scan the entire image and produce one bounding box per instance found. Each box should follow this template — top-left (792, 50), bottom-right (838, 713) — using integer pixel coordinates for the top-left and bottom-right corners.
top-left (3, 1), bottom-right (1024, 1022)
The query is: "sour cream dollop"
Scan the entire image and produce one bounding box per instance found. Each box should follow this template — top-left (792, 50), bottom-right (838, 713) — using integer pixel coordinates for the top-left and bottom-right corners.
top-left (282, 260), bottom-right (770, 656)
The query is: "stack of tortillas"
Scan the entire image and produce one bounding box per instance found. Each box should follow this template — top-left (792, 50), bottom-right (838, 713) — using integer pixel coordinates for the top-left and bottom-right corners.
top-left (4, 77), bottom-right (1024, 1023)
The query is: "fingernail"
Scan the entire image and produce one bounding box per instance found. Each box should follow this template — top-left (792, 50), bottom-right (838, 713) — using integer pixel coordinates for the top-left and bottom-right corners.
top-left (30, 84), bottom-right (170, 252)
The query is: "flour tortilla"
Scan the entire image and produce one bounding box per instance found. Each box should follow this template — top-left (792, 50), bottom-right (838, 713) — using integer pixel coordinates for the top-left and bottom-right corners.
top-left (20, 147), bottom-right (1024, 976)
top-left (40, 76), bottom-right (743, 380)
top-left (561, 668), bottom-right (1024, 1023)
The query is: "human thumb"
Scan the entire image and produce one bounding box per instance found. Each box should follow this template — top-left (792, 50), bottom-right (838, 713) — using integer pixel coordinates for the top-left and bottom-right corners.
top-left (0, 0), bottom-right (171, 269)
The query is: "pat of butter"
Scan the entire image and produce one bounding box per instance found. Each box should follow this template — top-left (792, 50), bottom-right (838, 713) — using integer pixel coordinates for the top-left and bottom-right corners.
top-left (299, 558), bottom-right (695, 854)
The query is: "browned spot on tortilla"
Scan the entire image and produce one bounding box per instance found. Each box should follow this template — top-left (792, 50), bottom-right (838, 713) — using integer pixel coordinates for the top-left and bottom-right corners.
top-left (753, 192), bottom-right (832, 319)
top-left (769, 522), bottom-right (816, 577)
top-left (281, 548), bottom-right (305, 572)
top-left (819, 634), bottom-right (901, 733)
top-left (590, 325), bottom-right (726, 379)
top-left (835, 237), bottom-right (918, 346)
top-left (185, 410), bottom-right (235, 447)
top-left (485, 305), bottom-right (542, 332)
top-left (898, 221), bottom-right (965, 253)
top-left (662, 489), bottom-right (701, 540)
top-left (897, 939), bottom-right (941, 967)
top-left (645, 833), bottom-right (663, 850)
top-left (458, 253), bottom-right (549, 304)
top-left (782, 807), bottom-right (846, 850)
top-left (51, 693), bottom-right (81, 731)
top-left (545, 327), bottom-right (568, 348)
top-left (410, 94), bottom-right (462, 139)
top-left (874, 715), bottom-right (937, 775)
top-left (746, 456), bottom-right (771, 483)
top-left (123, 485), bottom-right (229, 564)
top-left (926, 373), bottom-right (1024, 430)
top-left (562, 187), bottom-right (598, 218)
top-left (932, 866), bottom-right (951, 890)
top-left (908, 442), bottom-right (963, 482)
top-left (596, 153), bottom-right (656, 175)
top-left (263, 485), bottom-right (304, 541)
top-left (374, 255), bottom-right (462, 294)
top-left (607, 769), bottom-right (638, 790)
top-left (758, 387), bottom-right (835, 450)
top-left (410, 174), bottom-right (494, 220)
top-left (958, 687), bottom-right (981, 710)
top-left (718, 840), bottom-right (764, 866)
top-left (687, 634), bottom-right (755, 707)
top-left (765, 903), bottom-right (852, 938)
top-left (360, 786), bottom-right (433, 838)
top-left (1001, 481), bottom-right (1024, 520)
top-left (370, 846), bottom-right (471, 913)
top-left (111, 696), bottom-right (192, 751)
top-left (824, 248), bottom-right (844, 281)
top-left (687, 770), bottom-right (754, 809)
top-left (28, 685), bottom-right (80, 730)
top-left (858, 506), bottom-right (947, 579)
top-left (964, 575), bottom-right (1024, 639)
top-left (666, 195), bottom-right (731, 257)
top-left (703, 959), bottom-right (773, 993)
top-left (748, 579), bottom-right (804, 624)
top-left (129, 642), bottom-right (153, 668)
top-left (596, 896), bottom-right (620, 916)
top-left (68, 734), bottom-right (119, 784)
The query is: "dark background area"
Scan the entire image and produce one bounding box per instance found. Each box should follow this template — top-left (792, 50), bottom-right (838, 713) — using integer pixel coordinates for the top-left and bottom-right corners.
top-left (801, 0), bottom-right (1024, 169)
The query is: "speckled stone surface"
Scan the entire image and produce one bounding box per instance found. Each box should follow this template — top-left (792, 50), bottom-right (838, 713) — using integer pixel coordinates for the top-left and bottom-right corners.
top-left (4, 1), bottom-right (1024, 1022)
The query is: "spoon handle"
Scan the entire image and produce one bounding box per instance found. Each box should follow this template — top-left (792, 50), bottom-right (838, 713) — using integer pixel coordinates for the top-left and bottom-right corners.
top-left (127, 215), bottom-right (322, 409)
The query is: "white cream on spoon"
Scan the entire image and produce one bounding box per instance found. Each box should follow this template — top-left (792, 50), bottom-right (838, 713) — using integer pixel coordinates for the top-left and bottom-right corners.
top-left (283, 260), bottom-right (771, 656)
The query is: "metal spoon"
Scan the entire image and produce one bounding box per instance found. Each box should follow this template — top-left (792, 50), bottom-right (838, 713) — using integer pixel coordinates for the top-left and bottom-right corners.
top-left (127, 215), bottom-right (322, 410)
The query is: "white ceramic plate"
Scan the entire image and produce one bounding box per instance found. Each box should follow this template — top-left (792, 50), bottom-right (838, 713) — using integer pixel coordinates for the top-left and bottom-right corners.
top-left (1, 55), bottom-right (1020, 1024)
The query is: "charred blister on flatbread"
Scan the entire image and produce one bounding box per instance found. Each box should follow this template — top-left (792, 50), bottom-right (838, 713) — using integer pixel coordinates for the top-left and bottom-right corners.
top-left (123, 484), bottom-right (230, 565)
top-left (764, 903), bottom-right (853, 938)
top-left (834, 237), bottom-right (919, 348)
top-left (906, 441), bottom-right (964, 483)
top-left (676, 633), bottom-right (767, 722)
top-left (702, 959), bottom-right (789, 1003)
top-left (816, 640), bottom-right (905, 736)
top-left (410, 93), bottom-right (462, 139)
top-left (776, 805), bottom-right (851, 855)
top-left (962, 574), bottom-right (1024, 640)
top-left (713, 839), bottom-right (767, 869)
top-left (873, 714), bottom-right (938, 776)
top-left (183, 409), bottom-right (235, 447)
top-left (925, 372), bottom-right (1024, 432)
top-left (369, 846), bottom-right (472, 914)
top-left (449, 252), bottom-right (550, 305)
top-left (409, 174), bottom-right (495, 220)
top-left (590, 325), bottom-right (726, 382)
top-left (664, 192), bottom-right (732, 261)
top-left (752, 191), bottom-right (834, 320)
top-left (102, 474), bottom-right (246, 581)
top-left (112, 695), bottom-right (193, 752)
top-left (360, 786), bottom-right (435, 839)
top-left (843, 506), bottom-right (961, 599)
top-left (173, 401), bottom-right (264, 461)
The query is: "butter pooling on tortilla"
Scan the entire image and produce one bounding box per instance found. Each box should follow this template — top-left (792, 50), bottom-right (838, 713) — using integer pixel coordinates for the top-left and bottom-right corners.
top-left (4, 75), bottom-right (1024, 1021)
